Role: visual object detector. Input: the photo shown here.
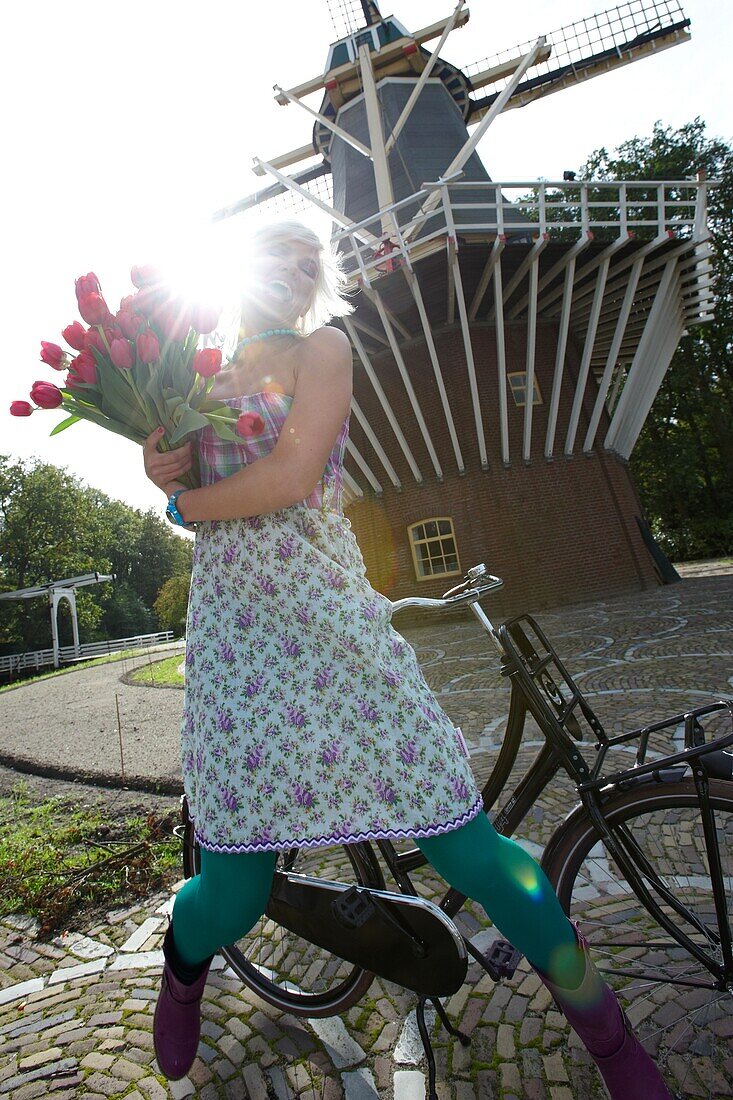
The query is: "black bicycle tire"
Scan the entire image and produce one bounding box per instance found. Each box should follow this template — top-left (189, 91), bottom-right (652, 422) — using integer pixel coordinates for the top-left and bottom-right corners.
top-left (543, 778), bottom-right (733, 911)
top-left (180, 803), bottom-right (383, 1017)
top-left (542, 778), bottom-right (733, 1095)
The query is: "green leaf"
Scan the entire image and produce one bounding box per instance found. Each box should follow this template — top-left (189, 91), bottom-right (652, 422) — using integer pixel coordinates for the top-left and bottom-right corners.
top-left (168, 406), bottom-right (212, 446)
top-left (60, 403), bottom-right (147, 445)
top-left (49, 414), bottom-right (81, 436)
top-left (207, 417), bottom-right (242, 443)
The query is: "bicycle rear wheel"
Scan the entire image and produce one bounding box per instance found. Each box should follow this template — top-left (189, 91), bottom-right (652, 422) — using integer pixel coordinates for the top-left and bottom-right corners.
top-left (180, 800), bottom-right (383, 1017)
top-left (543, 779), bottom-right (733, 1100)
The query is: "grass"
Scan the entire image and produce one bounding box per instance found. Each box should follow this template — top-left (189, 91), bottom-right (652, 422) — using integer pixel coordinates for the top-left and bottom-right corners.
top-left (0, 643), bottom-right (184, 695)
top-left (127, 655), bottom-right (185, 688)
top-left (0, 782), bottom-right (181, 936)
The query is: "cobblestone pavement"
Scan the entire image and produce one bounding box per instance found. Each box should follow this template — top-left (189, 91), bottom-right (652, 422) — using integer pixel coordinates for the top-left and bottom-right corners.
top-left (1, 571), bottom-right (732, 1100)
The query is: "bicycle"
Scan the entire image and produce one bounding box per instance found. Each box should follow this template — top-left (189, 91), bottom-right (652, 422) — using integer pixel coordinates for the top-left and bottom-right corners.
top-left (178, 563), bottom-right (733, 1099)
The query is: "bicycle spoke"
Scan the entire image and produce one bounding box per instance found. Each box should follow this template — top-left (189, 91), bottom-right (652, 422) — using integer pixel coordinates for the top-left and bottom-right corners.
top-left (548, 784), bottom-right (733, 1098)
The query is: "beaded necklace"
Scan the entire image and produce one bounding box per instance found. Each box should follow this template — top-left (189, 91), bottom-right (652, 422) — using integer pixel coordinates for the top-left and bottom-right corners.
top-left (228, 327), bottom-right (299, 364)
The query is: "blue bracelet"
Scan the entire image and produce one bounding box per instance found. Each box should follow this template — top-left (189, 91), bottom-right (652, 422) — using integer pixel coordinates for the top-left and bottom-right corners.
top-left (166, 489), bottom-right (197, 531)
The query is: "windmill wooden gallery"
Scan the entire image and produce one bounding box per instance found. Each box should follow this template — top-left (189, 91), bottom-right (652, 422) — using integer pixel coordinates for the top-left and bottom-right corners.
top-left (217, 0), bottom-right (713, 609)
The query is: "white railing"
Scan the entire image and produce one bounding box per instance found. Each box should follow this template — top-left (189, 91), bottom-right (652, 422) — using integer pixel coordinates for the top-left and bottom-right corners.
top-left (0, 632), bottom-right (177, 677)
top-left (332, 178), bottom-right (715, 285)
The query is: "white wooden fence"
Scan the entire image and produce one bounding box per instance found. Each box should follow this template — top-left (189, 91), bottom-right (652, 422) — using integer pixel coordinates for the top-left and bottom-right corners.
top-left (0, 632), bottom-right (176, 677)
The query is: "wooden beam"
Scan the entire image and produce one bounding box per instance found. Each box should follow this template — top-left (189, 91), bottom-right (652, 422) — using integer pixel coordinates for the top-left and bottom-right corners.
top-left (369, 288), bottom-right (444, 479)
top-left (403, 265), bottom-right (465, 472)
top-left (469, 234), bottom-right (506, 321)
top-left (544, 256), bottom-right (576, 459)
top-left (344, 317), bottom-right (424, 483)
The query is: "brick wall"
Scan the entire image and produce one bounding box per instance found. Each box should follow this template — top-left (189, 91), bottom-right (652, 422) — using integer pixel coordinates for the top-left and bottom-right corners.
top-left (345, 321), bottom-right (659, 612)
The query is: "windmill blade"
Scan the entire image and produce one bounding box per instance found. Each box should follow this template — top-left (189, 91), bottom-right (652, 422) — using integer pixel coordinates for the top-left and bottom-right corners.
top-left (326, 0), bottom-right (380, 39)
top-left (212, 162), bottom-right (332, 222)
top-left (465, 0), bottom-right (691, 121)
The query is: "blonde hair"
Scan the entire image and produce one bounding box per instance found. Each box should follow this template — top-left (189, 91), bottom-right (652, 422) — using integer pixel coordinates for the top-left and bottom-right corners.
top-left (246, 219), bottom-right (353, 335)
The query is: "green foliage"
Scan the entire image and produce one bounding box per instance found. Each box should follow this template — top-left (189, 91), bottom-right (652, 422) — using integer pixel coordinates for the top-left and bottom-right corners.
top-left (0, 782), bottom-right (179, 935)
top-left (581, 120), bottom-right (733, 560)
top-left (0, 455), bottom-right (193, 653)
top-left (153, 575), bottom-right (191, 637)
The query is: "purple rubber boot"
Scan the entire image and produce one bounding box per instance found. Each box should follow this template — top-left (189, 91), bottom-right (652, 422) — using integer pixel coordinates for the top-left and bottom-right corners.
top-left (537, 925), bottom-right (672, 1099)
top-left (153, 924), bottom-right (213, 1081)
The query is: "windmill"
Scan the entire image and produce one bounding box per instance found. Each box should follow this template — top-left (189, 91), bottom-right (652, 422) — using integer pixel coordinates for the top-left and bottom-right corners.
top-left (215, 0), bottom-right (713, 607)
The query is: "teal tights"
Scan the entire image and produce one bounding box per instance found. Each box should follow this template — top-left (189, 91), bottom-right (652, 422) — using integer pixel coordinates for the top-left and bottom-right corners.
top-left (172, 811), bottom-right (583, 987)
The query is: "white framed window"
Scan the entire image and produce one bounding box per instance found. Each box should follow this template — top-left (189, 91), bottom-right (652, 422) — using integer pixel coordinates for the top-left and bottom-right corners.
top-left (508, 371), bottom-right (543, 407)
top-left (408, 518), bottom-right (461, 581)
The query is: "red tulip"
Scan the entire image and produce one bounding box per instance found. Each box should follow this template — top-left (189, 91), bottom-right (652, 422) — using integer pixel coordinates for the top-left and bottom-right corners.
top-left (69, 349), bottom-right (97, 385)
top-left (192, 348), bottom-right (222, 377)
top-left (78, 291), bottom-right (112, 326)
top-left (84, 327), bottom-right (105, 353)
top-left (154, 300), bottom-right (191, 342)
top-left (109, 338), bottom-right (135, 370)
top-left (75, 272), bottom-right (102, 299)
top-left (131, 264), bottom-right (163, 289)
top-left (236, 411), bottom-right (265, 438)
top-left (10, 400), bottom-right (33, 417)
top-left (40, 341), bottom-right (67, 370)
top-left (134, 284), bottom-right (169, 318)
top-left (30, 381), bottom-right (63, 409)
top-left (117, 308), bottom-right (143, 339)
top-left (62, 322), bottom-right (87, 352)
top-left (136, 331), bottom-right (160, 364)
top-left (190, 304), bottom-right (221, 335)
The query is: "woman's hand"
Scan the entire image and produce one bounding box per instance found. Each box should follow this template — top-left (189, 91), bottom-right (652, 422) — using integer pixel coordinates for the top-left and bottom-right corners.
top-left (143, 428), bottom-right (193, 497)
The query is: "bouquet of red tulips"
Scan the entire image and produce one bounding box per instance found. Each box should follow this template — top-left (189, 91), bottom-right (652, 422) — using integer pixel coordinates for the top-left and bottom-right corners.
top-left (11, 266), bottom-right (246, 488)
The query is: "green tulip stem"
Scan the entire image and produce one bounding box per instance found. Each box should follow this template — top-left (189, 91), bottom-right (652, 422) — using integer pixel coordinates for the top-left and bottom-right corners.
top-left (97, 325), bottom-right (112, 354)
top-left (186, 375), bottom-right (202, 406)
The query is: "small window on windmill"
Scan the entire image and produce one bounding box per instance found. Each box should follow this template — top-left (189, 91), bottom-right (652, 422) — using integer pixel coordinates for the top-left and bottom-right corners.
top-left (507, 372), bottom-right (543, 407)
top-left (408, 519), bottom-right (461, 581)
top-left (354, 29), bottom-right (377, 53)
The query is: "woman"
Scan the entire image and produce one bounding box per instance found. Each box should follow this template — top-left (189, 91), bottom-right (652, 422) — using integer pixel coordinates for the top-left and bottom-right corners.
top-left (143, 220), bottom-right (671, 1098)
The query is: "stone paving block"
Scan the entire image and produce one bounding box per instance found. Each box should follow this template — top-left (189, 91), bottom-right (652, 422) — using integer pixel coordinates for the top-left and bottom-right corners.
top-left (188, 1060), bottom-right (214, 1087)
top-left (138, 1076), bottom-right (169, 1100)
top-left (543, 1051), bottom-right (569, 1082)
top-left (243, 1062), bottom-right (270, 1100)
top-left (53, 932), bottom-right (114, 960)
top-left (81, 1051), bottom-right (116, 1070)
top-left (48, 958), bottom-right (107, 985)
top-left (496, 1023), bottom-right (515, 1060)
top-left (81, 1071), bottom-right (122, 1096)
top-left (218, 1033), bottom-right (247, 1065)
top-left (309, 1014), bottom-right (367, 1068)
top-left (119, 917), bottom-right (164, 954)
top-left (113, 1054), bottom-right (147, 1080)
top-left (394, 1006), bottom-right (435, 1066)
top-left (12, 1081), bottom-right (48, 1100)
top-left (110, 950), bottom-right (164, 971)
top-left (0, 977), bottom-right (45, 1005)
top-left (394, 1069), bottom-right (427, 1099)
top-left (268, 1066), bottom-right (295, 1099)
top-left (210, 1055), bottom-right (237, 1080)
top-left (342, 1066), bottom-right (380, 1099)
top-left (223, 1078), bottom-right (248, 1099)
top-left (168, 1077), bottom-right (196, 1098)
top-left (18, 1046), bottom-right (63, 1070)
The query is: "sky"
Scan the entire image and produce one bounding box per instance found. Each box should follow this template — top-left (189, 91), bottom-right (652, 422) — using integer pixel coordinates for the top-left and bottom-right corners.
top-left (2, 0), bottom-right (730, 517)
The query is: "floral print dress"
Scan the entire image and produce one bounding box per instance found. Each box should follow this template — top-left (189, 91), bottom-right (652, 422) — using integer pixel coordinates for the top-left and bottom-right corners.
top-left (182, 390), bottom-right (483, 853)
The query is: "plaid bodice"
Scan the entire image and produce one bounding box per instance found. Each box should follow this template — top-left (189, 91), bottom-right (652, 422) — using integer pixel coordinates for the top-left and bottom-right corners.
top-left (197, 390), bottom-right (348, 513)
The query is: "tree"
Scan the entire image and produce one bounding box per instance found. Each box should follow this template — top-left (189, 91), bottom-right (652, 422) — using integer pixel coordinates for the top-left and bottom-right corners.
top-left (154, 575), bottom-right (191, 637)
top-left (578, 120), bottom-right (733, 559)
top-left (0, 455), bottom-right (193, 653)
